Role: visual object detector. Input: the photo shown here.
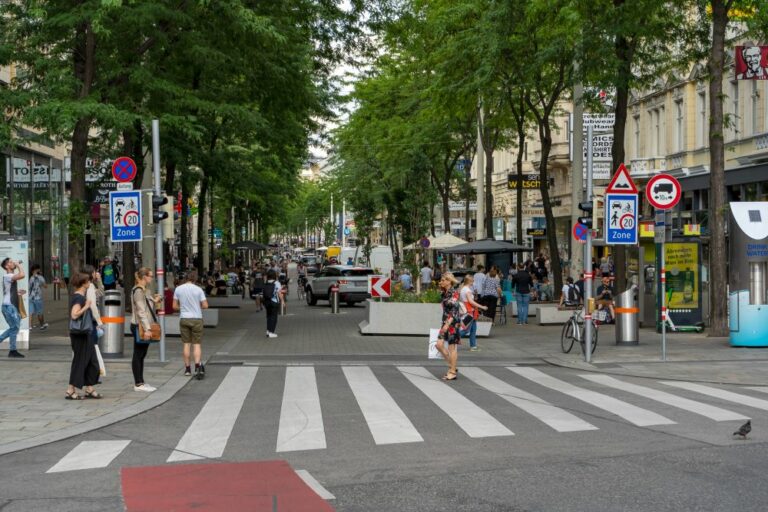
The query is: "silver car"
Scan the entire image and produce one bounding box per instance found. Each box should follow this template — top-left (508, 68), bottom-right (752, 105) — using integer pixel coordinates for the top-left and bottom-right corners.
top-left (305, 265), bottom-right (373, 306)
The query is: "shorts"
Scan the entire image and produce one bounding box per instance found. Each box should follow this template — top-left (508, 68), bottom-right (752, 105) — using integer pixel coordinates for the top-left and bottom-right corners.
top-left (179, 318), bottom-right (204, 344)
top-left (29, 298), bottom-right (43, 315)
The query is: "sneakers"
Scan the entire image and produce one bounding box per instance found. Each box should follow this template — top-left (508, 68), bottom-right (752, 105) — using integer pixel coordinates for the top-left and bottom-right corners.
top-left (133, 384), bottom-right (156, 392)
top-left (267, 332), bottom-right (278, 338)
top-left (195, 365), bottom-right (205, 380)
top-left (184, 367), bottom-right (191, 377)
top-left (8, 350), bottom-right (25, 358)
top-left (470, 346), bottom-right (480, 352)
top-left (39, 323), bottom-right (49, 331)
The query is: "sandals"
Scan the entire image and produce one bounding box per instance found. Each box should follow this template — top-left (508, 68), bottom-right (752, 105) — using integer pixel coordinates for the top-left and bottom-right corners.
top-left (65, 391), bottom-right (82, 400)
top-left (84, 390), bottom-right (103, 399)
top-left (441, 371), bottom-right (458, 381)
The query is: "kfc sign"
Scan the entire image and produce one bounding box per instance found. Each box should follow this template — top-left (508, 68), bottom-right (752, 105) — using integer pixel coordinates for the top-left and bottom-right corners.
top-left (735, 46), bottom-right (768, 80)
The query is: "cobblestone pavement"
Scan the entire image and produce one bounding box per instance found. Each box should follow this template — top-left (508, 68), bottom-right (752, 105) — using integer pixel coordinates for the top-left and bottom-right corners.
top-left (2, 282), bottom-right (767, 455)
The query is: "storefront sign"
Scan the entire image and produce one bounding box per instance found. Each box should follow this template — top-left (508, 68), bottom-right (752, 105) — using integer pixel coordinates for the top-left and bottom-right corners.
top-left (527, 228), bottom-right (546, 238)
top-left (448, 201), bottom-right (477, 211)
top-left (683, 224), bottom-right (701, 236)
top-left (639, 221), bottom-right (655, 238)
top-left (507, 174), bottom-right (541, 189)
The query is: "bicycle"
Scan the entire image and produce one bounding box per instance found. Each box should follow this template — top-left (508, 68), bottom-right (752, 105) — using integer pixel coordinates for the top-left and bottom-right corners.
top-left (560, 307), bottom-right (598, 355)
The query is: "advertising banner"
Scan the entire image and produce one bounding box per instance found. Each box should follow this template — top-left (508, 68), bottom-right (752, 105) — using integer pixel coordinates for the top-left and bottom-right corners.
top-left (735, 45), bottom-right (768, 80)
top-left (0, 238), bottom-right (30, 350)
top-left (658, 241), bottom-right (703, 327)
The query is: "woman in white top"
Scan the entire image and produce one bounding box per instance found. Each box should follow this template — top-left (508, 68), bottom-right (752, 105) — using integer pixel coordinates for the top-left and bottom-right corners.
top-left (459, 275), bottom-right (487, 351)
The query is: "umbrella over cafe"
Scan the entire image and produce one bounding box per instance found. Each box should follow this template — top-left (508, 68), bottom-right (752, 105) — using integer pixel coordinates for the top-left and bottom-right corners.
top-left (440, 238), bottom-right (532, 255)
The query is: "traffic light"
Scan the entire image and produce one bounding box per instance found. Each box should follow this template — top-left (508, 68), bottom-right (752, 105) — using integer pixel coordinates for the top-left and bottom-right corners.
top-left (161, 196), bottom-right (175, 240)
top-left (152, 193), bottom-right (169, 223)
top-left (578, 201), bottom-right (593, 228)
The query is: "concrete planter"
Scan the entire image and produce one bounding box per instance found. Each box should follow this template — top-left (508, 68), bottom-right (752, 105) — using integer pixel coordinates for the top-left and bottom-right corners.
top-left (359, 299), bottom-right (492, 337)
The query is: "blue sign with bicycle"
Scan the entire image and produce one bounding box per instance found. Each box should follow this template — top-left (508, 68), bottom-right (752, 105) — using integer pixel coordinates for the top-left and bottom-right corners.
top-left (109, 191), bottom-right (142, 243)
top-left (605, 193), bottom-right (637, 245)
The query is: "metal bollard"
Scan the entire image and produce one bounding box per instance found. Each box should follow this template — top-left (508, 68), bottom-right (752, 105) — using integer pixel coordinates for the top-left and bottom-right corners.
top-left (100, 290), bottom-right (125, 358)
top-left (330, 284), bottom-right (340, 314)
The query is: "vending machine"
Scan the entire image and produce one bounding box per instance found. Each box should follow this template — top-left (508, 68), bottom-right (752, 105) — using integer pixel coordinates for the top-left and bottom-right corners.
top-left (728, 202), bottom-right (768, 347)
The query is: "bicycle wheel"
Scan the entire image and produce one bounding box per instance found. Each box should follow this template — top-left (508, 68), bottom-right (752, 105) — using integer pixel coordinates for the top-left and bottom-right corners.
top-left (579, 322), bottom-right (598, 354)
top-left (560, 320), bottom-right (575, 353)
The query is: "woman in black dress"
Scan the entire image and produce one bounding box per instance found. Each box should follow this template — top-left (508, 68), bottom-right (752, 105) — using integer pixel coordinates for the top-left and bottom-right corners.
top-left (65, 272), bottom-right (101, 400)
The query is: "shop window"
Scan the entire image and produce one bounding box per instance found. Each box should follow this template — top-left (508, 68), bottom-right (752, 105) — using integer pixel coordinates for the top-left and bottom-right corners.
top-left (728, 185), bottom-right (742, 202)
top-left (759, 182), bottom-right (768, 202)
top-left (745, 182), bottom-right (758, 201)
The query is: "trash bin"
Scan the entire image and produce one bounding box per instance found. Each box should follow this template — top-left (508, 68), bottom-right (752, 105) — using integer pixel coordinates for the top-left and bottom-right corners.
top-left (615, 285), bottom-right (639, 346)
top-left (99, 290), bottom-right (124, 358)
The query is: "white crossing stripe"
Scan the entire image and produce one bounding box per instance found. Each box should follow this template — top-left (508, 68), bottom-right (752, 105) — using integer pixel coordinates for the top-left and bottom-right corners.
top-left (342, 366), bottom-right (423, 445)
top-left (296, 469), bottom-right (336, 500)
top-left (461, 367), bottom-right (598, 432)
top-left (661, 381), bottom-right (768, 411)
top-left (277, 366), bottom-right (326, 452)
top-left (745, 386), bottom-right (768, 394)
top-left (510, 367), bottom-right (675, 427)
top-left (581, 375), bottom-right (749, 421)
top-left (397, 366), bottom-right (513, 438)
top-left (168, 367), bottom-right (258, 462)
top-left (47, 440), bottom-right (130, 473)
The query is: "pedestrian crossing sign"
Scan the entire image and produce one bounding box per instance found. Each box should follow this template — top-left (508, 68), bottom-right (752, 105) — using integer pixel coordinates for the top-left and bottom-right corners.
top-left (109, 190), bottom-right (143, 243)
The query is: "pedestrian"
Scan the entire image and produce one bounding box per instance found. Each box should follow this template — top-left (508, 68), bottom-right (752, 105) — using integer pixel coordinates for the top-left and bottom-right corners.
top-left (263, 269), bottom-right (283, 338)
top-left (399, 269), bottom-right (413, 291)
top-left (512, 263), bottom-right (533, 324)
top-left (1, 258), bottom-right (25, 358)
top-left (419, 261), bottom-right (433, 289)
top-left (459, 274), bottom-right (487, 352)
top-left (480, 266), bottom-right (501, 320)
top-left (435, 272), bottom-right (461, 381)
top-left (65, 272), bottom-right (101, 400)
top-left (173, 270), bottom-right (209, 379)
top-left (28, 264), bottom-right (49, 330)
top-left (559, 276), bottom-right (581, 308)
top-left (83, 265), bottom-right (106, 378)
top-left (250, 264), bottom-right (265, 311)
top-left (472, 264), bottom-right (486, 297)
top-left (130, 267), bottom-right (161, 392)
top-left (99, 257), bottom-right (119, 291)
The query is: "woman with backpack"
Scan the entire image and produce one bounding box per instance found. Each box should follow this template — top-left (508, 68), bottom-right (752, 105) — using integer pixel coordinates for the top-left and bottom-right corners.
top-left (263, 269), bottom-right (284, 338)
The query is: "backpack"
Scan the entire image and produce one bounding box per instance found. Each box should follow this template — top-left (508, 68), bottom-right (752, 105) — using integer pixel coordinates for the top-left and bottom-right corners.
top-left (262, 281), bottom-right (277, 303)
top-left (565, 284), bottom-right (580, 305)
top-left (103, 265), bottom-right (115, 285)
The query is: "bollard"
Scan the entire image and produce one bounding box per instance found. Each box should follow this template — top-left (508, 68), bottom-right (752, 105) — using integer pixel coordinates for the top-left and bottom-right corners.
top-left (615, 285), bottom-right (639, 346)
top-left (100, 290), bottom-right (125, 358)
top-left (330, 284), bottom-right (340, 314)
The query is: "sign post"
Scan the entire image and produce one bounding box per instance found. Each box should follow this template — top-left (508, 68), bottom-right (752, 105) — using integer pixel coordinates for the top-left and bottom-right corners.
top-left (583, 126), bottom-right (594, 363)
top-left (151, 120), bottom-right (167, 363)
top-left (646, 173), bottom-right (682, 361)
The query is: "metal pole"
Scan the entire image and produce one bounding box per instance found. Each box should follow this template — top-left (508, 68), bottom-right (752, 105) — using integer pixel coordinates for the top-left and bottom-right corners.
top-left (151, 120), bottom-right (166, 363)
top-left (661, 238), bottom-right (667, 361)
top-left (583, 125), bottom-right (594, 362)
top-left (30, 154), bottom-right (35, 244)
top-left (571, 74), bottom-right (584, 279)
top-left (342, 199), bottom-right (346, 247)
top-left (476, 101), bottom-right (485, 241)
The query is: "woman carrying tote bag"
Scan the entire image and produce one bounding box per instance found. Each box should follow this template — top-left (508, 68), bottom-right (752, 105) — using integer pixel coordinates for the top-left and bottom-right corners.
top-left (65, 272), bottom-right (101, 400)
top-left (130, 267), bottom-right (161, 392)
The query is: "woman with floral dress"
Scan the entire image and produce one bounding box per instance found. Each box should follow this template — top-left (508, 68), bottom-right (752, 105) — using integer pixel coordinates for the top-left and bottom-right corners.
top-left (435, 272), bottom-right (462, 381)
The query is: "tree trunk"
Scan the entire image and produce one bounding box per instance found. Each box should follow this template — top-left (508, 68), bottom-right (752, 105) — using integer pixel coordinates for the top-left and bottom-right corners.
top-left (196, 175), bottom-right (208, 276)
top-left (485, 145), bottom-right (494, 239)
top-left (611, 9), bottom-right (635, 293)
top-left (516, 129), bottom-right (525, 248)
top-left (707, 0), bottom-right (729, 336)
top-left (538, 121), bottom-right (563, 298)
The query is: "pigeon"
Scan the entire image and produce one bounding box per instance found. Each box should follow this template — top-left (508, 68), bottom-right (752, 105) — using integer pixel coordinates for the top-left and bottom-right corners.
top-left (733, 420), bottom-right (751, 439)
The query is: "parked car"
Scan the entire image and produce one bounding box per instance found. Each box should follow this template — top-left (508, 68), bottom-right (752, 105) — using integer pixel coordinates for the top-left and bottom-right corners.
top-left (305, 265), bottom-right (373, 306)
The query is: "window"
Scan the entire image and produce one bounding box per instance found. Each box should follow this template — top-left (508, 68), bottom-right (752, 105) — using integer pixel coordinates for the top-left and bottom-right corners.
top-left (748, 210), bottom-right (762, 223)
top-left (745, 182), bottom-right (758, 201)
top-left (697, 91), bottom-right (707, 147)
top-left (523, 142), bottom-right (528, 161)
top-left (659, 106), bottom-right (666, 154)
top-left (675, 99), bottom-right (685, 152)
top-left (633, 115), bottom-right (640, 158)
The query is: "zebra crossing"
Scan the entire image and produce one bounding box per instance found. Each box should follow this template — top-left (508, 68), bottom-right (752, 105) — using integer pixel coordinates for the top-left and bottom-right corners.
top-left (47, 365), bottom-right (767, 473)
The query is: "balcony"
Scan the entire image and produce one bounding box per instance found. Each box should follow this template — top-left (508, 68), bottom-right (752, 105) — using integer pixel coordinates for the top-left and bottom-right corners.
top-left (629, 157), bottom-right (666, 178)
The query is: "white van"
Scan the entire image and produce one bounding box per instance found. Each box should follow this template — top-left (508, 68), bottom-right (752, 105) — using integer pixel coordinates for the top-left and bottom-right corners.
top-left (340, 247), bottom-right (357, 265)
top-left (353, 245), bottom-right (394, 277)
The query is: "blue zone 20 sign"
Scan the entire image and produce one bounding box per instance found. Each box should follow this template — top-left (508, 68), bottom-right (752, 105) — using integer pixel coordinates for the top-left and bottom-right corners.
top-left (605, 193), bottom-right (638, 245)
top-left (110, 191), bottom-right (142, 243)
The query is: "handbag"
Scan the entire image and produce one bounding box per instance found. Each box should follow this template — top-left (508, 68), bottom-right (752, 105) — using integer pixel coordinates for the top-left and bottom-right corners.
top-left (428, 328), bottom-right (441, 359)
top-left (133, 287), bottom-right (161, 342)
top-left (18, 299), bottom-right (27, 320)
top-left (70, 308), bottom-right (93, 334)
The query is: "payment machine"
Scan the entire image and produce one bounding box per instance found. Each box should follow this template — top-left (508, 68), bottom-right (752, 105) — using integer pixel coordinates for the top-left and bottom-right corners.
top-left (728, 202), bottom-right (768, 347)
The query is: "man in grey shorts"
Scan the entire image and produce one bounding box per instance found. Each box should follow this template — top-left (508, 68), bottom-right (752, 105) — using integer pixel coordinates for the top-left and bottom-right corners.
top-left (173, 270), bottom-right (209, 380)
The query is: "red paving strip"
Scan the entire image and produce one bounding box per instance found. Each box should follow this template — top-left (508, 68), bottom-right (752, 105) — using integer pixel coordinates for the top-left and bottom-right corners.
top-left (121, 460), bottom-right (335, 512)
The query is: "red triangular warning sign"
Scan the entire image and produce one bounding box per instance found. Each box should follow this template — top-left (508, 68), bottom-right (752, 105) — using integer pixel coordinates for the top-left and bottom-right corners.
top-left (605, 163), bottom-right (637, 194)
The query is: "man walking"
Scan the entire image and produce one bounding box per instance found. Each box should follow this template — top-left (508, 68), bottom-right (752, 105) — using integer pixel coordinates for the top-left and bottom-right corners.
top-left (419, 261), bottom-right (433, 290)
top-left (28, 264), bottom-right (49, 330)
top-left (1, 258), bottom-right (25, 357)
top-left (173, 270), bottom-right (209, 379)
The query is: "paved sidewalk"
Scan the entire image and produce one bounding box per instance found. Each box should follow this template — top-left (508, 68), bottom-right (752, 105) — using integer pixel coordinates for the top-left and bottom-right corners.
top-left (3, 283), bottom-right (768, 456)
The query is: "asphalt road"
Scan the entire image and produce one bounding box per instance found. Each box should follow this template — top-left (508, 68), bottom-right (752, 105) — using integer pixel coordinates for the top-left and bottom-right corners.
top-left (2, 358), bottom-right (768, 511)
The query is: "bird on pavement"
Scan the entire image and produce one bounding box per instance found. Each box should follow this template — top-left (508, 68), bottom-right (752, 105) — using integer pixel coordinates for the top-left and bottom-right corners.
top-left (733, 420), bottom-right (751, 439)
